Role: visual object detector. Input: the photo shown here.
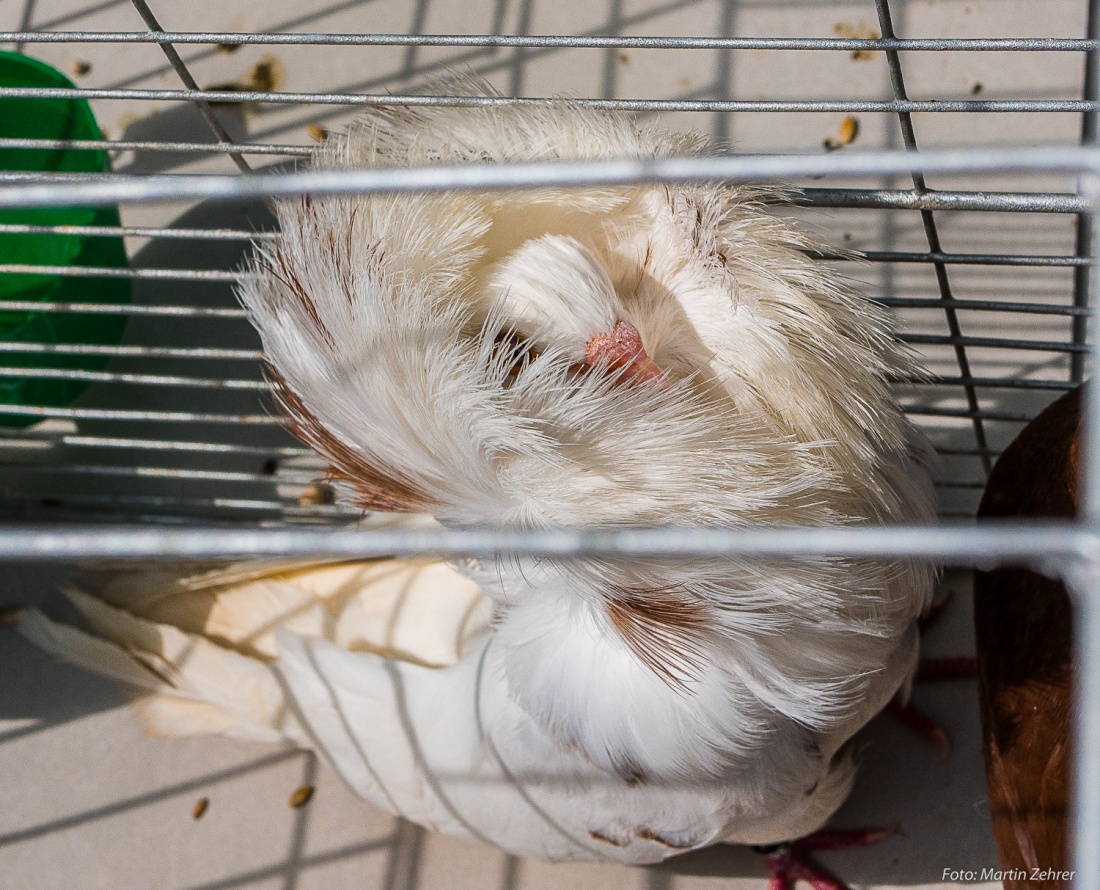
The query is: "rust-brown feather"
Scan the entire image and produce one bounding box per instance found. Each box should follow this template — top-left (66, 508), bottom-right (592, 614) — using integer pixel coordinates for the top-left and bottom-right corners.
top-left (267, 367), bottom-right (439, 514)
top-left (974, 386), bottom-right (1079, 889)
top-left (604, 588), bottom-right (711, 689)
top-left (266, 242), bottom-right (336, 350)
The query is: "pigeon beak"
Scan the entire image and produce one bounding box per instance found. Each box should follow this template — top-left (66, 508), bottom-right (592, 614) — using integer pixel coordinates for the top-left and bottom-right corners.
top-left (585, 319), bottom-right (669, 389)
top-left (614, 351), bottom-right (667, 387)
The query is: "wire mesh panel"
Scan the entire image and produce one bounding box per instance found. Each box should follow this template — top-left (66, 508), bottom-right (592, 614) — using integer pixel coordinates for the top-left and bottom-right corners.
top-left (0, 0), bottom-right (1094, 524)
top-left (1, 2), bottom-right (1099, 889)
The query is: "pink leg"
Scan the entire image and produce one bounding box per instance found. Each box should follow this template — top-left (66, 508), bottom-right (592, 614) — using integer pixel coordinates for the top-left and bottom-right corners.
top-left (918, 591), bottom-right (978, 681)
top-left (887, 590), bottom-right (978, 755)
top-left (757, 828), bottom-right (893, 890)
top-left (887, 698), bottom-right (951, 760)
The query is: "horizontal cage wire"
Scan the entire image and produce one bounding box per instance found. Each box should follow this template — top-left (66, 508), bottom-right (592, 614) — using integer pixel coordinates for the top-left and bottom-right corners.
top-left (0, 4), bottom-right (1095, 527)
top-left (3, 2), bottom-right (1100, 890)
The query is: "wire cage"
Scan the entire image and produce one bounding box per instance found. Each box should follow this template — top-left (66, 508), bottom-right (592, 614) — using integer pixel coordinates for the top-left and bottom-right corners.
top-left (1, 0), bottom-right (1099, 888)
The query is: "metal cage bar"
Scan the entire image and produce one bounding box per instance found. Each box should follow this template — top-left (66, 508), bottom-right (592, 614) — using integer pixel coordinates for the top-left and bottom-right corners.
top-left (0, 31), bottom-right (1095, 50)
top-left (0, 85), bottom-right (1096, 112)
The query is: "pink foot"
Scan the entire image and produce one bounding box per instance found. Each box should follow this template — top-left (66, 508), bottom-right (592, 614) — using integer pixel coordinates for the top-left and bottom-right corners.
top-left (887, 657), bottom-right (977, 759)
top-left (756, 827), bottom-right (893, 890)
top-left (887, 591), bottom-right (979, 757)
top-left (887, 698), bottom-right (951, 760)
top-left (915, 590), bottom-right (977, 684)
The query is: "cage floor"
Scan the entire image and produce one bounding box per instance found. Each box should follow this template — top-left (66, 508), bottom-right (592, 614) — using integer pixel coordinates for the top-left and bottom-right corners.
top-left (2, 0), bottom-right (1091, 886)
top-left (2, 567), bottom-right (995, 890)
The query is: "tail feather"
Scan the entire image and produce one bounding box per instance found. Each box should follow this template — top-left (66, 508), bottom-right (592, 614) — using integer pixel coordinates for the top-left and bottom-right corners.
top-left (19, 551), bottom-right (490, 746)
top-left (18, 607), bottom-right (172, 693)
top-left (19, 592), bottom-right (303, 745)
top-left (75, 512), bottom-right (446, 621)
top-left (83, 558), bottom-right (490, 667)
top-left (131, 695), bottom-right (291, 743)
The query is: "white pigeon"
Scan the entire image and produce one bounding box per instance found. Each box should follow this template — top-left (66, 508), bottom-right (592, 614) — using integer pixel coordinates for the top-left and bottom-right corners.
top-left (22, 76), bottom-right (937, 868)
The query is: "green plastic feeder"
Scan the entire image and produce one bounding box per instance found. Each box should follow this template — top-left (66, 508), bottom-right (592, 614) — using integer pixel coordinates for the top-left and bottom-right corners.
top-left (0, 50), bottom-right (130, 428)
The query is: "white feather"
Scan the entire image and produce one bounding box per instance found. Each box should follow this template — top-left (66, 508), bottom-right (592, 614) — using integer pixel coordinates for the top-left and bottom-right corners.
top-left (26, 75), bottom-right (938, 863)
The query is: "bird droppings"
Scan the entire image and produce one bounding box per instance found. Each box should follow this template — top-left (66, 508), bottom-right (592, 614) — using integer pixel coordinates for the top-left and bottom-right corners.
top-left (833, 22), bottom-right (881, 61)
top-left (69, 60), bottom-right (92, 77)
top-left (971, 81), bottom-right (984, 95)
top-left (288, 785), bottom-right (314, 808)
top-left (306, 123), bottom-right (329, 143)
top-left (192, 797), bottom-right (209, 820)
top-left (298, 483), bottom-right (334, 506)
top-left (823, 116), bottom-right (860, 151)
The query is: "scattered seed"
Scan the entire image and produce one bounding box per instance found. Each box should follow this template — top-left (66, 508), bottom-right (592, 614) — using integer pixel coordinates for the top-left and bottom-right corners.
top-left (203, 55), bottom-right (286, 111)
top-left (69, 60), bottom-right (92, 77)
top-left (289, 785), bottom-right (314, 808)
top-left (617, 52), bottom-right (631, 66)
top-left (971, 82), bottom-right (984, 95)
top-left (306, 123), bottom-right (329, 143)
top-left (833, 22), bottom-right (880, 62)
top-left (202, 81), bottom-right (246, 105)
top-left (838, 115), bottom-right (859, 146)
top-left (824, 116), bottom-right (860, 152)
top-left (298, 484), bottom-right (334, 506)
top-left (245, 56), bottom-right (286, 93)
top-left (217, 43), bottom-right (241, 54)
top-left (192, 797), bottom-right (209, 820)
top-left (0, 605), bottom-right (22, 627)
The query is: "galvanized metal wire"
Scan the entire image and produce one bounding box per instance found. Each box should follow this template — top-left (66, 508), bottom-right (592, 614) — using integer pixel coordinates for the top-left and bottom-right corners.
top-left (2, 85), bottom-right (1097, 113)
top-left (0, 31), bottom-right (1093, 50)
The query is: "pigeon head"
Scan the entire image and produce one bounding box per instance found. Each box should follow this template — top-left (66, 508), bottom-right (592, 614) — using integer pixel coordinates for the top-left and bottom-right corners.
top-left (484, 234), bottom-right (667, 388)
